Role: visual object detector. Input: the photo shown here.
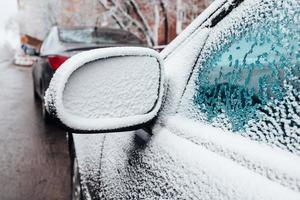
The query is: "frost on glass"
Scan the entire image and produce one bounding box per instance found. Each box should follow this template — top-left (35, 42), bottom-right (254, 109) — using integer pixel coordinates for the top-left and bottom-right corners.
top-left (181, 0), bottom-right (300, 154)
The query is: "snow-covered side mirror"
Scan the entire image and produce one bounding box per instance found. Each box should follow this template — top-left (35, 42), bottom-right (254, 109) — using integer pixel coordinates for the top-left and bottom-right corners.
top-left (45, 47), bottom-right (164, 133)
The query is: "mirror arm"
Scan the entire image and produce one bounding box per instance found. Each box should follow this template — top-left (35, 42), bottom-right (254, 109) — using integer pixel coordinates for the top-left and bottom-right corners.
top-left (141, 118), bottom-right (158, 135)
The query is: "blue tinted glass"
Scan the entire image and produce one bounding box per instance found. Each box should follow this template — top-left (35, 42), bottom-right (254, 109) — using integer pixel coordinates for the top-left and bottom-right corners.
top-left (192, 1), bottom-right (299, 153)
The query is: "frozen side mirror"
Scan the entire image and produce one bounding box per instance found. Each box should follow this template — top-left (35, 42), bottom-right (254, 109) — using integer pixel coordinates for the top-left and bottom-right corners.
top-left (45, 47), bottom-right (164, 133)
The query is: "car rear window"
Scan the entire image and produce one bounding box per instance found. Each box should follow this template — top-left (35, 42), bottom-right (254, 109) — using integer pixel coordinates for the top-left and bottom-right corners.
top-left (58, 28), bottom-right (144, 45)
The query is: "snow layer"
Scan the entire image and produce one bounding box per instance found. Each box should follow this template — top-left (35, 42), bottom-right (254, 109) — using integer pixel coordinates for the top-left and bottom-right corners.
top-left (73, 129), bottom-right (300, 199)
top-left (45, 47), bottom-right (164, 131)
top-left (158, 28), bottom-right (210, 121)
top-left (63, 56), bottom-right (159, 118)
top-left (165, 116), bottom-right (300, 192)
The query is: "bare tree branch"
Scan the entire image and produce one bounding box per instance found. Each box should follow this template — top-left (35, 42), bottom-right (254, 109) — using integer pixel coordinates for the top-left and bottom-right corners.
top-left (96, 0), bottom-right (176, 46)
top-left (160, 0), bottom-right (169, 44)
top-left (127, 0), bottom-right (155, 45)
top-left (98, 0), bottom-right (127, 29)
top-left (152, 0), bottom-right (160, 45)
top-left (109, 0), bottom-right (155, 46)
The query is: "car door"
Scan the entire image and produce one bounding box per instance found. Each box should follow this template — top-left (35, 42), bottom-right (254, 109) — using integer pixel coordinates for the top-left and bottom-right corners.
top-left (160, 0), bottom-right (300, 196)
top-left (72, 0), bottom-right (300, 199)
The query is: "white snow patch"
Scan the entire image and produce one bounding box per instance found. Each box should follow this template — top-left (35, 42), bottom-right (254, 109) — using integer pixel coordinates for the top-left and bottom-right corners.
top-left (45, 47), bottom-right (164, 131)
top-left (164, 115), bottom-right (300, 192)
top-left (63, 56), bottom-right (159, 118)
top-left (74, 128), bottom-right (300, 199)
top-left (158, 28), bottom-right (210, 123)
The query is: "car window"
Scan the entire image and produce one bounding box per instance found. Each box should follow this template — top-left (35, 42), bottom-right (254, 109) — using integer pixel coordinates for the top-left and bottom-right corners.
top-left (58, 28), bottom-right (144, 45)
top-left (179, 0), bottom-right (300, 154)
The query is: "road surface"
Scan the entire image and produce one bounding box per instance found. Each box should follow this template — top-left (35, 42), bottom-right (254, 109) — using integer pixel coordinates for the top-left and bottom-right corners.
top-left (0, 61), bottom-right (70, 200)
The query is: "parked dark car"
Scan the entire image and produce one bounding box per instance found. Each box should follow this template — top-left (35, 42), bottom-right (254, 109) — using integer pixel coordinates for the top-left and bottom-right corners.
top-left (45, 0), bottom-right (300, 199)
top-left (32, 26), bottom-right (146, 121)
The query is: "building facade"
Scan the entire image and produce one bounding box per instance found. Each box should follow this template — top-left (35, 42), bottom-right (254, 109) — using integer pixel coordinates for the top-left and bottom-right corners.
top-left (17, 0), bottom-right (213, 45)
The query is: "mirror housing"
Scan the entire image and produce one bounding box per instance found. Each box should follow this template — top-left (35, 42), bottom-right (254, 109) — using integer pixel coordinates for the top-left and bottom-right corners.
top-left (45, 47), bottom-right (164, 133)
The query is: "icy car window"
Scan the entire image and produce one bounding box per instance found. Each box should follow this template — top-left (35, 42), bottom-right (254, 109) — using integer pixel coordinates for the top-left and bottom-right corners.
top-left (179, 0), bottom-right (300, 154)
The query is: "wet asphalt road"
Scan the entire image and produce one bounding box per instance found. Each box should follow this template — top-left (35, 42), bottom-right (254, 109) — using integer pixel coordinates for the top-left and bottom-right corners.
top-left (0, 61), bottom-right (70, 200)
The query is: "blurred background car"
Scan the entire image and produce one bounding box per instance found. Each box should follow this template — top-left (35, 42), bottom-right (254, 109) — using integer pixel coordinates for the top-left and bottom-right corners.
top-left (32, 26), bottom-right (146, 121)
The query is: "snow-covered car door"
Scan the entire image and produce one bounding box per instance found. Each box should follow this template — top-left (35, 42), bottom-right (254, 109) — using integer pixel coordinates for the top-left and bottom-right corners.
top-left (159, 0), bottom-right (300, 198)
top-left (72, 0), bottom-right (300, 199)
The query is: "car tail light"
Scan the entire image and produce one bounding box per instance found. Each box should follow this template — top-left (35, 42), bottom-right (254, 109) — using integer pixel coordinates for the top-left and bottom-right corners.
top-left (48, 55), bottom-right (69, 70)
